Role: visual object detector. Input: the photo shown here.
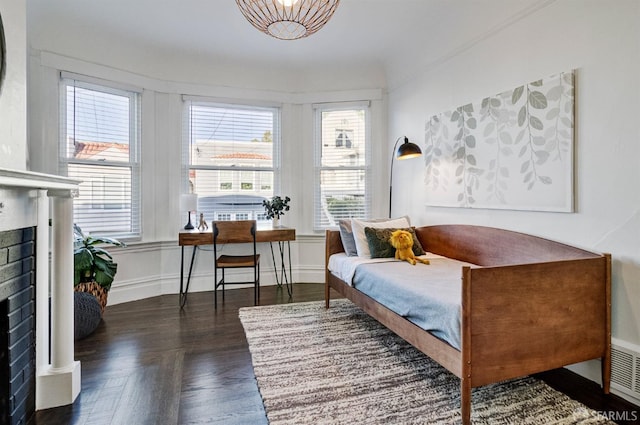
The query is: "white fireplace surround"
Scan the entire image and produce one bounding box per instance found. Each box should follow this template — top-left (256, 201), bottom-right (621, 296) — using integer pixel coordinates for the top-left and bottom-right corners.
top-left (0, 167), bottom-right (81, 410)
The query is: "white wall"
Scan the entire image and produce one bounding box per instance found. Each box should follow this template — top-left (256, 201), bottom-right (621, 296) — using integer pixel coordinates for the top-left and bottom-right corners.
top-left (388, 0), bottom-right (640, 388)
top-left (0, 0), bottom-right (27, 169)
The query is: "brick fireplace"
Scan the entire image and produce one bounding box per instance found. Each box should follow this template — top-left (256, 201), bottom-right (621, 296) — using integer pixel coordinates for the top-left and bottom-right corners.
top-left (0, 227), bottom-right (36, 425)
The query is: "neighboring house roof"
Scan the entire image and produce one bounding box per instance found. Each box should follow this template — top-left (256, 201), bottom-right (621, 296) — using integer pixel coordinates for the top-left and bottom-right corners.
top-left (73, 140), bottom-right (129, 160)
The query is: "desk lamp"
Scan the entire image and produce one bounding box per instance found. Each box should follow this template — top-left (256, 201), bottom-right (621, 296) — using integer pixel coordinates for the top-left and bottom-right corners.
top-left (181, 193), bottom-right (198, 230)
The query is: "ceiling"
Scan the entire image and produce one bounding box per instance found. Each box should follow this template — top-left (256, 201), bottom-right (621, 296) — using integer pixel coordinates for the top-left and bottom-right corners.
top-left (27, 0), bottom-right (551, 90)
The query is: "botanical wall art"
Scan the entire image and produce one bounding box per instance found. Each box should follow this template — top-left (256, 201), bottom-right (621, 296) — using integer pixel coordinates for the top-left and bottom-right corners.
top-left (424, 70), bottom-right (574, 212)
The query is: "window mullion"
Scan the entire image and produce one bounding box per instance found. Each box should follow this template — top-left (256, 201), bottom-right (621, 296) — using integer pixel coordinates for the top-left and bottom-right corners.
top-left (189, 165), bottom-right (274, 172)
top-left (68, 158), bottom-right (135, 168)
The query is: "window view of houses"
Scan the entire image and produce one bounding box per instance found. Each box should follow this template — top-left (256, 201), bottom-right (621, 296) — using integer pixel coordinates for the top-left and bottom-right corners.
top-left (188, 138), bottom-right (274, 222)
top-left (68, 140), bottom-right (134, 233)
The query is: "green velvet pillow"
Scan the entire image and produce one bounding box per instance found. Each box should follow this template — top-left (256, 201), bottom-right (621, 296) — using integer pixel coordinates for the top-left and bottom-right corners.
top-left (364, 227), bottom-right (425, 259)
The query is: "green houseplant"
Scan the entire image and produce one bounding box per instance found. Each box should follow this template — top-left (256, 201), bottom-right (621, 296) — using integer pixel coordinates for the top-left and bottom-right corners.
top-left (262, 195), bottom-right (291, 223)
top-left (73, 224), bottom-right (126, 312)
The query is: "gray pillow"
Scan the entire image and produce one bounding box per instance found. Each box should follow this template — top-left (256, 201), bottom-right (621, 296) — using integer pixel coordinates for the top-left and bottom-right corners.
top-left (338, 219), bottom-right (358, 256)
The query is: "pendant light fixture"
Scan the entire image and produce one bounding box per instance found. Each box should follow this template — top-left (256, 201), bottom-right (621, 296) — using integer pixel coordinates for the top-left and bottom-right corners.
top-left (236, 0), bottom-right (340, 40)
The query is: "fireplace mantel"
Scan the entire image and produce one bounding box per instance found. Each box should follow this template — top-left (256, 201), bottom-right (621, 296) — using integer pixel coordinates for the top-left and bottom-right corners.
top-left (0, 167), bottom-right (79, 191)
top-left (0, 167), bottom-right (82, 411)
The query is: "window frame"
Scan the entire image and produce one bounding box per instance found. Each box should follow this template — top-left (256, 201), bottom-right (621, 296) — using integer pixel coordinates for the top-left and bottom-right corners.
top-left (182, 99), bottom-right (281, 222)
top-left (59, 73), bottom-right (142, 240)
top-left (313, 102), bottom-right (371, 230)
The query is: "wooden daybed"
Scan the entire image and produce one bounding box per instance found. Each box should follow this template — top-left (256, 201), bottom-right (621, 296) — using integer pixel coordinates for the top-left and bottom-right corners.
top-left (325, 224), bottom-right (611, 425)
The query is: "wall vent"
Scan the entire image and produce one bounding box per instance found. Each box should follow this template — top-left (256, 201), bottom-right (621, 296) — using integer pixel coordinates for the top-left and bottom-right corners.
top-left (611, 339), bottom-right (640, 403)
top-left (636, 355), bottom-right (640, 394)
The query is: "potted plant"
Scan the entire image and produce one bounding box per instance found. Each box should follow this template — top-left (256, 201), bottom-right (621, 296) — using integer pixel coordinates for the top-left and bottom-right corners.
top-left (73, 224), bottom-right (126, 313)
top-left (262, 195), bottom-right (291, 226)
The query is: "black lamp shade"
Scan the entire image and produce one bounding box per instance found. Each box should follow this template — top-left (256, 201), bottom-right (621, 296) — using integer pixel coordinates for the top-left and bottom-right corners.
top-left (389, 136), bottom-right (422, 217)
top-left (396, 137), bottom-right (422, 159)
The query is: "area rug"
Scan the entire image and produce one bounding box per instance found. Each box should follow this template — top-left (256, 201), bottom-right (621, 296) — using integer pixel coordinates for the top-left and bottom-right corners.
top-left (239, 299), bottom-right (614, 424)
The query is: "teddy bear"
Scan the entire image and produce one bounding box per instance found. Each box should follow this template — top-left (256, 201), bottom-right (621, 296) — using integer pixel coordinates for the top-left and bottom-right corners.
top-left (389, 229), bottom-right (430, 266)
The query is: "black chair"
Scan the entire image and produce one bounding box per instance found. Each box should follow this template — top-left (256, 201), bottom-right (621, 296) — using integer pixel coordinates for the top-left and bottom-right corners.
top-left (213, 220), bottom-right (260, 308)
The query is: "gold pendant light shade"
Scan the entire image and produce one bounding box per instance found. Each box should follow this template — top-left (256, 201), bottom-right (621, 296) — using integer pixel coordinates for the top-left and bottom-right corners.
top-left (236, 0), bottom-right (340, 40)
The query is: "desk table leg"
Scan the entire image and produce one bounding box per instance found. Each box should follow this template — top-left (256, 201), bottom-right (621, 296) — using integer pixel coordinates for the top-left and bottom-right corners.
top-left (269, 241), bottom-right (293, 299)
top-left (283, 240), bottom-right (292, 298)
top-left (180, 246), bottom-right (198, 308)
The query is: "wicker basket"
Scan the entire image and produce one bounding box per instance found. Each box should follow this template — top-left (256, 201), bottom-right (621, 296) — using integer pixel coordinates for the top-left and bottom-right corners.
top-left (74, 281), bottom-right (108, 314)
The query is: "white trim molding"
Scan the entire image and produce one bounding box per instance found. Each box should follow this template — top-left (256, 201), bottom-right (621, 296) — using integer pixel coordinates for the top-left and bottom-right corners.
top-left (0, 167), bottom-right (82, 410)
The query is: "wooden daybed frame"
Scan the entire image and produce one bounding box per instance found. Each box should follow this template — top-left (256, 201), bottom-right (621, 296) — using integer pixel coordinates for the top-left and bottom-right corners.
top-left (325, 224), bottom-right (611, 425)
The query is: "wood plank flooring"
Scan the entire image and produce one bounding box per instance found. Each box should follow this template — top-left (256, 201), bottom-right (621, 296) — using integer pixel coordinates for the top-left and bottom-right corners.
top-left (31, 283), bottom-right (639, 425)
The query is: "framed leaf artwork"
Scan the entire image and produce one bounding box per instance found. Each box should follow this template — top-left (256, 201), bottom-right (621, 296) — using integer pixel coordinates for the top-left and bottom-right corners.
top-left (424, 70), bottom-right (574, 212)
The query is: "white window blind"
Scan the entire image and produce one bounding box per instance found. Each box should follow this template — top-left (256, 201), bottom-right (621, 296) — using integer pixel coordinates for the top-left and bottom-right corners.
top-left (184, 101), bottom-right (280, 222)
top-left (60, 76), bottom-right (141, 238)
top-left (314, 104), bottom-right (370, 229)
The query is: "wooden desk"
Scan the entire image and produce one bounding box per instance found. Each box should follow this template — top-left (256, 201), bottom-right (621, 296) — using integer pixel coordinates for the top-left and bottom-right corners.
top-left (179, 226), bottom-right (295, 245)
top-left (178, 225), bottom-right (295, 307)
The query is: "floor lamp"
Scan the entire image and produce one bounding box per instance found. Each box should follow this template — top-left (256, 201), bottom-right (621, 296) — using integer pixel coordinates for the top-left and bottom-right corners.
top-left (389, 136), bottom-right (422, 217)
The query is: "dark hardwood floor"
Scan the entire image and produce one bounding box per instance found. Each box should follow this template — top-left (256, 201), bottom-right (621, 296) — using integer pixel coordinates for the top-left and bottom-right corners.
top-left (31, 283), bottom-right (639, 425)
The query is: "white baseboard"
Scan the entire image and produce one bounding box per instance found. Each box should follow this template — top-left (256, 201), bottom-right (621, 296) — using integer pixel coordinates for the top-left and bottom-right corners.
top-left (108, 267), bottom-right (325, 306)
top-left (107, 274), bottom-right (164, 305)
